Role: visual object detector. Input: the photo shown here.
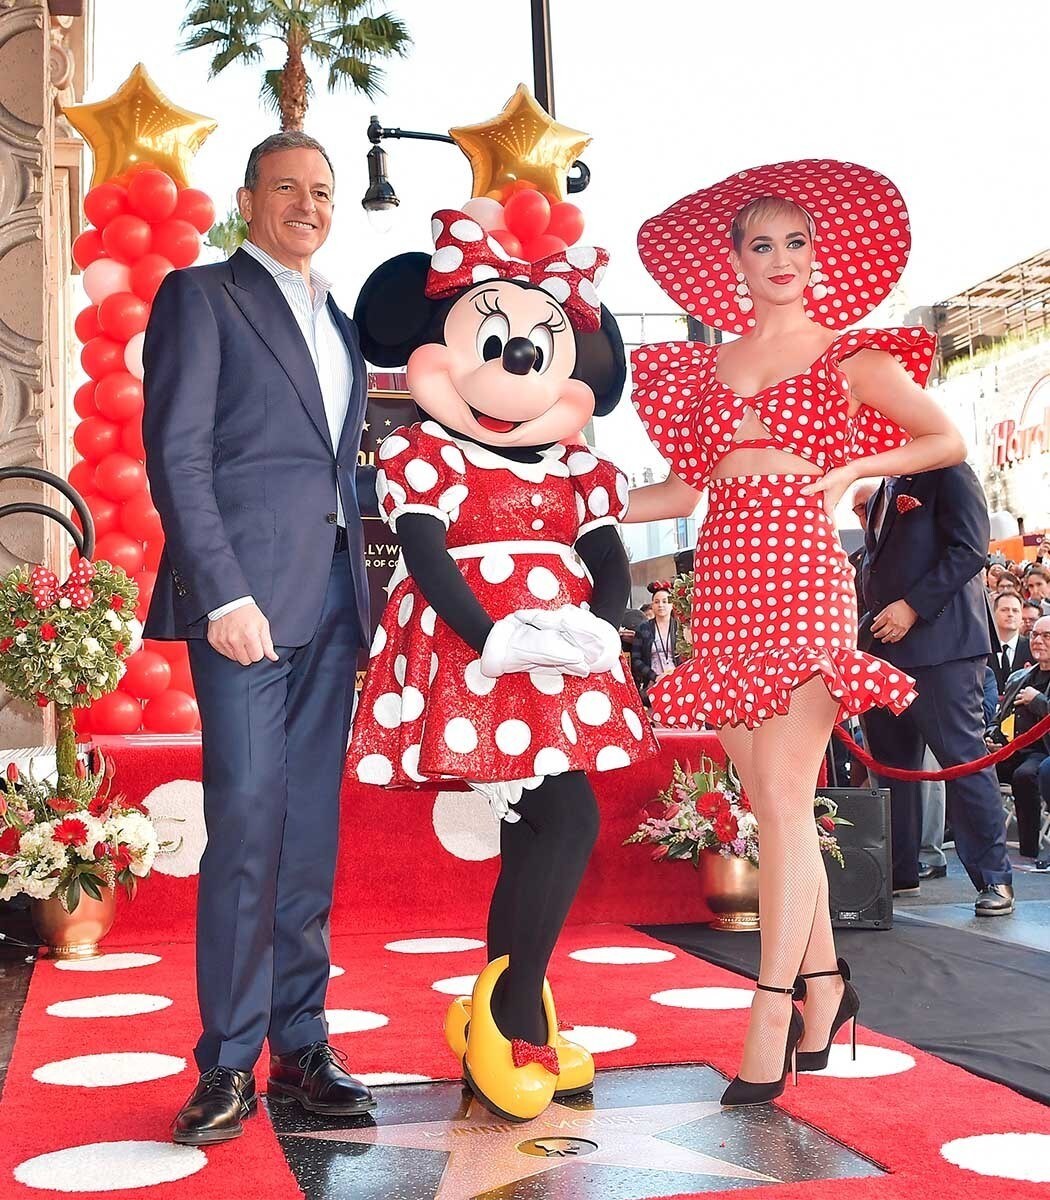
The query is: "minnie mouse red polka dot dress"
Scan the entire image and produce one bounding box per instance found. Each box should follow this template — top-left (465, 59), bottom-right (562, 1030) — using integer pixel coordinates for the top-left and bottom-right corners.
top-left (632, 327), bottom-right (935, 729)
top-left (347, 421), bottom-right (657, 785)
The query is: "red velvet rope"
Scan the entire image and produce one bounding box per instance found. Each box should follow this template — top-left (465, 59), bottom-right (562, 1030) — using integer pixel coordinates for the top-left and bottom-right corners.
top-left (832, 712), bottom-right (1050, 781)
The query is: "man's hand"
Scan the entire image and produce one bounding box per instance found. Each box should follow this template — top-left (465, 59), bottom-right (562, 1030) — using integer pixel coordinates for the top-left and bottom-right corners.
top-left (871, 599), bottom-right (919, 643)
top-left (1016, 686), bottom-right (1041, 707)
top-left (208, 603), bottom-right (279, 666)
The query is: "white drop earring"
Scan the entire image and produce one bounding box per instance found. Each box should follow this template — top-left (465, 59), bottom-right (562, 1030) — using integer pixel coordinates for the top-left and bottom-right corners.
top-left (734, 271), bottom-right (753, 313)
top-left (809, 259), bottom-right (832, 300)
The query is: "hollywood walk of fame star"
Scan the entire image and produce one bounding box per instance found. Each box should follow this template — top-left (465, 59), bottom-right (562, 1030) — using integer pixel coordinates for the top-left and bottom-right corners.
top-left (286, 1095), bottom-right (780, 1198)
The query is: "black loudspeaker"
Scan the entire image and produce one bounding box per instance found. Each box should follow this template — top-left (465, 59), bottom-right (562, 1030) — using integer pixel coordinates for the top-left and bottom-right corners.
top-left (820, 787), bottom-right (893, 929)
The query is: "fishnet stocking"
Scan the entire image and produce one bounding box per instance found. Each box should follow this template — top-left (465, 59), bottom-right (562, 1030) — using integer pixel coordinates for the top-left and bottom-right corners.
top-left (719, 676), bottom-right (840, 1082)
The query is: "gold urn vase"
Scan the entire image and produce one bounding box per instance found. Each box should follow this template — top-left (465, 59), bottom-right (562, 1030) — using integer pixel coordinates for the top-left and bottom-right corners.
top-left (31, 886), bottom-right (117, 960)
top-left (697, 850), bottom-right (760, 931)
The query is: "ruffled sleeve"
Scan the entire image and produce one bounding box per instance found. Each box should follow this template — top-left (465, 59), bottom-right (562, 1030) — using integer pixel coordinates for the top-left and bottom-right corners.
top-left (631, 341), bottom-right (718, 484)
top-left (830, 326), bottom-right (938, 457)
top-left (376, 421), bottom-right (468, 530)
top-left (565, 445), bottom-right (630, 537)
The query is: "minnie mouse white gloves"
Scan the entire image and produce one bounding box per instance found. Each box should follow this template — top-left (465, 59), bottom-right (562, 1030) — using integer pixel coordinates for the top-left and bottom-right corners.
top-left (480, 606), bottom-right (622, 678)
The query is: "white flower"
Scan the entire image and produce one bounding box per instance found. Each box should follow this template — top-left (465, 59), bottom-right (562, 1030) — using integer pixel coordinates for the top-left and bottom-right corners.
top-left (14, 633), bottom-right (26, 646)
top-left (106, 812), bottom-right (159, 876)
top-left (81, 637), bottom-right (101, 655)
top-left (59, 597), bottom-right (72, 608)
top-left (70, 813), bottom-right (106, 860)
top-left (105, 610), bottom-right (122, 631)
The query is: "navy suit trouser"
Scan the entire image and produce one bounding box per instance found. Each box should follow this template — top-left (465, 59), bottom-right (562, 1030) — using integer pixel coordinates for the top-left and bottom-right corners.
top-left (188, 550), bottom-right (361, 1072)
top-left (862, 655), bottom-right (1012, 892)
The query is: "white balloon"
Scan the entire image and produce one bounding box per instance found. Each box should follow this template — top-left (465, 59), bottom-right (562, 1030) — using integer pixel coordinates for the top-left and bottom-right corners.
top-left (989, 510), bottom-right (1019, 540)
top-left (124, 332), bottom-right (145, 380)
top-left (83, 258), bottom-right (132, 305)
top-left (461, 197), bottom-right (506, 232)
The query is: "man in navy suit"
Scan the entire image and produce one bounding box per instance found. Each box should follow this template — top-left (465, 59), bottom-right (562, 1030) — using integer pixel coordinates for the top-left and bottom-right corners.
top-left (143, 132), bottom-right (378, 1145)
top-left (860, 465), bottom-right (1013, 916)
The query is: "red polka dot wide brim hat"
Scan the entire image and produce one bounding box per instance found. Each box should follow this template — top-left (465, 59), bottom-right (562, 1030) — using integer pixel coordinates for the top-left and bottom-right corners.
top-left (637, 159), bottom-right (912, 335)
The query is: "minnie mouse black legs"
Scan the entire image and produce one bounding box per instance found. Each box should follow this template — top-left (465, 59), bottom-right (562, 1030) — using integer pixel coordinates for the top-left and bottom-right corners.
top-left (486, 771), bottom-right (599, 1044)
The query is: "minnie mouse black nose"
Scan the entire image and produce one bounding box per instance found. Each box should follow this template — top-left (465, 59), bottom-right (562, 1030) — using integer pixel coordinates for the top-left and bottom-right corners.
top-left (502, 337), bottom-right (538, 376)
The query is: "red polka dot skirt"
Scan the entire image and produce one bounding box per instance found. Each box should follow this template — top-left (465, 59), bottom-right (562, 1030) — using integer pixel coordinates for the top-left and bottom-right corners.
top-left (651, 475), bottom-right (917, 730)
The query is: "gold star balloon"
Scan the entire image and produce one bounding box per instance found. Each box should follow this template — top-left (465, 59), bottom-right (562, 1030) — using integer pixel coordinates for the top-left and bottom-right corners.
top-left (450, 84), bottom-right (591, 202)
top-left (63, 63), bottom-right (217, 189)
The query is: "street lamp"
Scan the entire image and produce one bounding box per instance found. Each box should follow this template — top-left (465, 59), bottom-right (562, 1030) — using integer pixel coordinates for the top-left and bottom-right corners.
top-left (361, 115), bottom-right (456, 223)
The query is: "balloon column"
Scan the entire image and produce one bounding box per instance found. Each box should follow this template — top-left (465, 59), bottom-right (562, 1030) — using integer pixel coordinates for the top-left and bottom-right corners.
top-left (63, 66), bottom-right (217, 736)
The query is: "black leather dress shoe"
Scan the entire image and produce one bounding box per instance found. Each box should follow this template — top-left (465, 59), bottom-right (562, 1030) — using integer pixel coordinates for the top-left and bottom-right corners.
top-left (268, 1042), bottom-right (376, 1116)
top-left (892, 881), bottom-right (920, 896)
top-left (918, 862), bottom-right (947, 881)
top-left (172, 1066), bottom-right (256, 1145)
top-left (975, 883), bottom-right (1014, 916)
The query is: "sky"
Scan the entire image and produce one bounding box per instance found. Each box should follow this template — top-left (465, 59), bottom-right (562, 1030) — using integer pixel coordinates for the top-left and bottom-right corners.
top-left (86, 0), bottom-right (1050, 486)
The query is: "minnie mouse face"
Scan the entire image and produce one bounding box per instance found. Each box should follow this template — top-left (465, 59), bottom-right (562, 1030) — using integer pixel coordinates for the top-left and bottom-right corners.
top-left (405, 280), bottom-right (596, 448)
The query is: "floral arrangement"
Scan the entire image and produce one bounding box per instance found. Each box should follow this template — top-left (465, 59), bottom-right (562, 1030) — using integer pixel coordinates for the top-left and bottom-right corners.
top-left (670, 571), bottom-right (693, 660)
top-left (625, 758), bottom-right (850, 868)
top-left (0, 750), bottom-right (161, 911)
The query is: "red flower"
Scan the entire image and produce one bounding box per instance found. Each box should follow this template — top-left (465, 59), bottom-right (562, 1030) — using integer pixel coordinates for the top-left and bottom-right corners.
top-left (40, 623), bottom-right (56, 641)
top-left (16, 582), bottom-right (29, 594)
top-left (110, 595), bottom-right (124, 611)
top-left (6, 763), bottom-right (18, 783)
top-left (664, 802), bottom-right (681, 820)
top-left (13, 618), bottom-right (27, 628)
top-left (35, 693), bottom-right (50, 708)
top-left (819, 815), bottom-right (836, 833)
top-left (87, 792), bottom-right (112, 818)
top-left (75, 682), bottom-right (88, 694)
top-left (698, 792), bottom-right (725, 819)
top-left (114, 642), bottom-right (125, 655)
top-left (0, 826), bottom-right (20, 855)
top-left (738, 792), bottom-right (752, 812)
top-left (651, 844), bottom-right (670, 861)
top-left (714, 812), bottom-right (739, 844)
top-left (48, 796), bottom-right (78, 815)
top-left (110, 844), bottom-right (132, 873)
top-left (75, 759), bottom-right (87, 780)
top-left (0, 638), bottom-right (12, 653)
top-left (52, 818), bottom-right (89, 847)
top-left (93, 841), bottom-right (107, 860)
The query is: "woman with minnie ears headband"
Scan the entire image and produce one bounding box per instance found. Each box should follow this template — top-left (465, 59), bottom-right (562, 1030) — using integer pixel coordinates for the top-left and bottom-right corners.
top-left (632, 580), bottom-right (682, 699)
top-left (626, 161), bottom-right (965, 1106)
top-left (347, 208), bottom-right (657, 1122)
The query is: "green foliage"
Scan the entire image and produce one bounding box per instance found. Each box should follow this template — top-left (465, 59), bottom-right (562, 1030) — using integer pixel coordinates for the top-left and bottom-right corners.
top-left (206, 208), bottom-right (249, 255)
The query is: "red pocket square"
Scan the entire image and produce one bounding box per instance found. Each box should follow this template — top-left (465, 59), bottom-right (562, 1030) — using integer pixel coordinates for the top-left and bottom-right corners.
top-left (896, 494), bottom-right (922, 513)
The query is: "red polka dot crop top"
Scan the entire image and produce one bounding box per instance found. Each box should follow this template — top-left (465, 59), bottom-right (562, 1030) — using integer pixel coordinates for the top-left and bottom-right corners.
top-left (631, 326), bottom-right (937, 490)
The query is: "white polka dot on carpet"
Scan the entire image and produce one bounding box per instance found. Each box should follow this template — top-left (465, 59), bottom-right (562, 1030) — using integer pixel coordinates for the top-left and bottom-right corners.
top-left (325, 1010), bottom-right (389, 1034)
top-left (46, 994), bottom-right (172, 1019)
top-left (940, 1132), bottom-right (1050, 1182)
top-left (650, 986), bottom-right (754, 1009)
top-left (54, 953), bottom-right (160, 972)
top-left (358, 1073), bottom-right (434, 1087)
top-left (570, 946), bottom-right (675, 965)
top-left (384, 937), bottom-right (484, 954)
top-left (431, 974), bottom-right (478, 996)
top-left (14, 1141), bottom-right (206, 1191)
top-left (560, 1025), bottom-right (636, 1053)
top-left (33, 1053), bottom-right (186, 1087)
top-left (810, 1044), bottom-right (915, 1078)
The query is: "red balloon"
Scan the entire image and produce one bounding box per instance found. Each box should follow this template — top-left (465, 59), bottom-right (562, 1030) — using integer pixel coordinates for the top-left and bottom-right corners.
top-left (130, 253), bottom-right (174, 303)
top-left (488, 228), bottom-right (524, 259)
top-left (73, 383), bottom-right (97, 422)
top-left (91, 690), bottom-right (142, 735)
top-left (174, 188), bottom-right (216, 234)
top-left (508, 180), bottom-right (539, 193)
top-left (151, 219), bottom-right (200, 269)
top-left (143, 689), bottom-right (199, 734)
top-left (546, 202), bottom-right (585, 247)
top-left (147, 638), bottom-right (187, 663)
top-left (97, 292), bottom-right (149, 341)
top-left (72, 229), bottom-right (106, 269)
top-left (95, 531), bottom-right (145, 576)
top-left (75, 492), bottom-right (120, 539)
top-left (73, 416), bottom-right (120, 462)
top-left (503, 190), bottom-right (551, 242)
top-left (73, 705), bottom-right (92, 736)
top-left (120, 492), bottom-right (163, 542)
top-left (68, 459), bottom-right (96, 498)
top-left (120, 650), bottom-right (171, 699)
top-left (142, 539), bottom-right (164, 571)
top-left (101, 214), bottom-right (152, 265)
top-left (74, 306), bottom-right (102, 343)
top-left (94, 453), bottom-right (147, 501)
top-left (81, 335), bottom-right (125, 380)
top-left (127, 169), bottom-right (178, 222)
top-left (134, 569), bottom-right (157, 622)
top-left (519, 234), bottom-right (568, 263)
top-left (94, 372), bottom-right (144, 423)
top-left (83, 182), bottom-right (128, 230)
top-left (120, 419), bottom-right (146, 460)
top-left (166, 652), bottom-right (194, 695)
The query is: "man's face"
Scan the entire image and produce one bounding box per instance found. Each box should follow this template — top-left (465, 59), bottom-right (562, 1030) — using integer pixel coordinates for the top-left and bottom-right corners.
top-left (237, 147), bottom-right (334, 266)
top-left (1028, 575), bottom-right (1049, 600)
top-left (1022, 605), bottom-right (1040, 635)
top-left (995, 596), bottom-right (1022, 638)
top-left (851, 484), bottom-right (877, 530)
top-left (1031, 618), bottom-right (1050, 665)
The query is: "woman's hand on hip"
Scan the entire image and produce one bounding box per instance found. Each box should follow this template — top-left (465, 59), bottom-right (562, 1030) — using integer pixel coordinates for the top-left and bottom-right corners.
top-left (801, 465), bottom-right (857, 518)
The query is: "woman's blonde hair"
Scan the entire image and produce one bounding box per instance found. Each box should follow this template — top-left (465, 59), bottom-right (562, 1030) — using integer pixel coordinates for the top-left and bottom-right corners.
top-left (730, 195), bottom-right (815, 253)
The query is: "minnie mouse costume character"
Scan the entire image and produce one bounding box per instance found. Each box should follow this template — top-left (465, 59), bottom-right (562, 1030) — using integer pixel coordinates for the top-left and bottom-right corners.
top-left (348, 209), bottom-right (657, 1121)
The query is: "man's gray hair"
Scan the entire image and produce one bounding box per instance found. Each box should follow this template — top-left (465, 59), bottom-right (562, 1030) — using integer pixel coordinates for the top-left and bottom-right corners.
top-left (243, 132), bottom-right (335, 190)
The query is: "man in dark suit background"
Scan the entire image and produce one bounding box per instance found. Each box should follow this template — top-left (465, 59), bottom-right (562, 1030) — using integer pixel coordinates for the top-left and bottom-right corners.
top-left (143, 132), bottom-right (377, 1144)
top-left (860, 466), bottom-right (1013, 915)
top-left (989, 592), bottom-right (1031, 693)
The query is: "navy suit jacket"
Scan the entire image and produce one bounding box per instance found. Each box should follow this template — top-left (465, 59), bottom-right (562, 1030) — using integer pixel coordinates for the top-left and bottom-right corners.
top-left (860, 464), bottom-right (993, 670)
top-left (141, 247), bottom-right (376, 646)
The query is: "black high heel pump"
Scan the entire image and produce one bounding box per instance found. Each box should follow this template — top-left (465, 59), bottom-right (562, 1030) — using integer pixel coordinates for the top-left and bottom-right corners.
top-left (795, 957), bottom-right (860, 1072)
top-left (720, 982), bottom-right (805, 1108)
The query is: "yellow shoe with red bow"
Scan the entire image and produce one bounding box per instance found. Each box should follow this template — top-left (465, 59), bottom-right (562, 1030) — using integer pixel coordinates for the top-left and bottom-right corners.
top-left (444, 989), bottom-right (595, 1096)
top-left (462, 956), bottom-right (560, 1122)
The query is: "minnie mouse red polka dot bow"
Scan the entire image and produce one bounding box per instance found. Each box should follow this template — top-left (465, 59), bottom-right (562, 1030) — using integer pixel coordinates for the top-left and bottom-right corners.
top-left (424, 209), bottom-right (608, 333)
top-left (29, 560), bottom-right (95, 611)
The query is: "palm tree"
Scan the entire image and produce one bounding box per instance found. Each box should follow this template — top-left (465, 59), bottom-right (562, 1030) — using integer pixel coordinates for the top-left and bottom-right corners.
top-left (180, 1), bottom-right (411, 132)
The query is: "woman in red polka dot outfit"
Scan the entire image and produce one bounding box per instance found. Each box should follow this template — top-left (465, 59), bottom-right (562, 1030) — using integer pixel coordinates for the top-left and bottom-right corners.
top-left (627, 161), bottom-right (967, 1106)
top-left (347, 208), bottom-right (657, 1122)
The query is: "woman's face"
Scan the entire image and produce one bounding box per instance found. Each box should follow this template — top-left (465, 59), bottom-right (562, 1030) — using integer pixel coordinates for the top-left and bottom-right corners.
top-left (730, 209), bottom-right (814, 312)
top-left (987, 565), bottom-right (1005, 587)
top-left (651, 591), bottom-right (672, 618)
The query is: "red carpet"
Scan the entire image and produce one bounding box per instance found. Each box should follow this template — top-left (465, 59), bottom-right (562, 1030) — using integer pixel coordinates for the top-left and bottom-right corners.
top-left (1, 925), bottom-right (1048, 1198)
